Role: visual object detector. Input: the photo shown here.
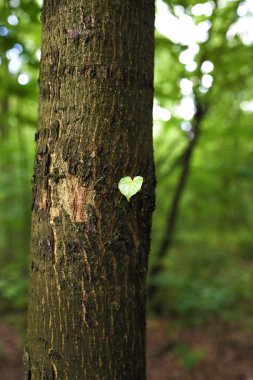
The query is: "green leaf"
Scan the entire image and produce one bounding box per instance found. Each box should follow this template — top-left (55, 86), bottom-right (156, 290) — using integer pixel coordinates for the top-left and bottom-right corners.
top-left (118, 176), bottom-right (143, 202)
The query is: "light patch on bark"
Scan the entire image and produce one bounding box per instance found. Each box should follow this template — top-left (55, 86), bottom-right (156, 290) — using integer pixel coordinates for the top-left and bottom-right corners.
top-left (81, 275), bottom-right (89, 328)
top-left (39, 189), bottom-right (48, 210)
top-left (49, 153), bottom-right (95, 222)
top-left (51, 362), bottom-right (58, 378)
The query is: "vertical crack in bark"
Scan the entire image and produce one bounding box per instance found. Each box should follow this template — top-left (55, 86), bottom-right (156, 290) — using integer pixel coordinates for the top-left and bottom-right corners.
top-left (81, 274), bottom-right (89, 328)
top-left (51, 363), bottom-right (58, 379)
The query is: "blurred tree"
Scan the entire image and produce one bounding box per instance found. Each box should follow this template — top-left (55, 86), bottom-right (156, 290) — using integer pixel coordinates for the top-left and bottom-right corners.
top-left (25, 0), bottom-right (155, 379)
top-left (0, 0), bottom-right (40, 311)
top-left (149, 0), bottom-right (253, 319)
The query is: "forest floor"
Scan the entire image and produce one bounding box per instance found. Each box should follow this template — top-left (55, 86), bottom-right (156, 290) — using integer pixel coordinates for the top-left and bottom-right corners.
top-left (1, 317), bottom-right (253, 379)
top-left (0, 322), bottom-right (24, 380)
top-left (147, 319), bottom-right (253, 380)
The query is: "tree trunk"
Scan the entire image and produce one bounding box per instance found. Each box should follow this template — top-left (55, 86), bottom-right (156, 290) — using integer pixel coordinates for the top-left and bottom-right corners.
top-left (148, 103), bottom-right (206, 312)
top-left (25, 1), bottom-right (155, 379)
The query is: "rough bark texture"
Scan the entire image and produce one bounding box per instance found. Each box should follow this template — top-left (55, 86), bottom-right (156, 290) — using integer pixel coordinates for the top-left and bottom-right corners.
top-left (25, 1), bottom-right (155, 379)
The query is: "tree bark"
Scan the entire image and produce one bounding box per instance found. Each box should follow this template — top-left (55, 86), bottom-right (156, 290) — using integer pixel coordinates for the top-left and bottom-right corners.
top-left (25, 1), bottom-right (155, 379)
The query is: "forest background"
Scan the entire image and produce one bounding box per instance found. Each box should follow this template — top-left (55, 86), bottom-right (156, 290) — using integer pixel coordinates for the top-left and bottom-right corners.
top-left (0, 0), bottom-right (253, 376)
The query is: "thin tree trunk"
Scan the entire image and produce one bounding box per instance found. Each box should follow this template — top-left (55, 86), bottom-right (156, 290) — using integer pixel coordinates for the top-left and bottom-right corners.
top-left (147, 0), bottom-right (241, 314)
top-left (0, 99), bottom-right (13, 261)
top-left (16, 122), bottom-right (32, 261)
top-left (148, 104), bottom-right (205, 305)
top-left (25, 1), bottom-right (155, 379)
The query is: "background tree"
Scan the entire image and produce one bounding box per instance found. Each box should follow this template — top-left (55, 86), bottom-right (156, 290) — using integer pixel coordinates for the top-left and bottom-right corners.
top-left (0, 0), bottom-right (40, 312)
top-left (150, 0), bottom-right (253, 320)
top-left (25, 0), bottom-right (155, 379)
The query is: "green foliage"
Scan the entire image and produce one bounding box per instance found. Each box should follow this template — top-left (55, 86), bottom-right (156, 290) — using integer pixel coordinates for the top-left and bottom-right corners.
top-left (118, 176), bottom-right (143, 202)
top-left (174, 343), bottom-right (206, 370)
top-left (151, 246), bottom-right (253, 324)
top-left (149, 0), bottom-right (253, 326)
top-left (1, 0), bottom-right (253, 333)
top-left (0, 263), bottom-right (28, 310)
top-left (0, 0), bottom-right (39, 312)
